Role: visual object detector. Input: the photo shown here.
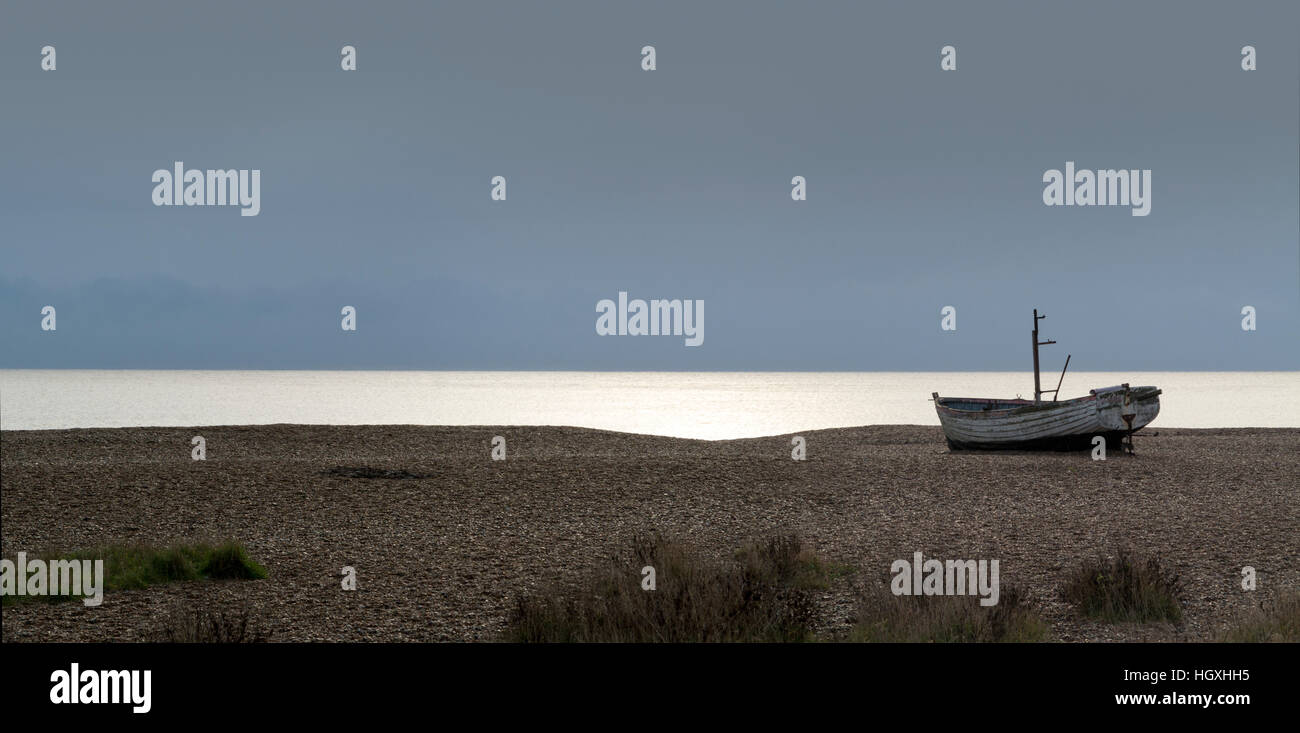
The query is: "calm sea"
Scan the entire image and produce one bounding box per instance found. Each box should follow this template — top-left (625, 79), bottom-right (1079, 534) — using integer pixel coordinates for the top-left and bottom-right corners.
top-left (0, 370), bottom-right (1295, 439)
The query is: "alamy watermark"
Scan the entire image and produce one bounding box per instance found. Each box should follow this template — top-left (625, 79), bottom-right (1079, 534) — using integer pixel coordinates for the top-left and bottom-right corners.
top-left (50, 664), bottom-right (151, 713)
top-left (1043, 162), bottom-right (1151, 216)
top-left (1, 552), bottom-right (104, 606)
top-left (891, 551), bottom-right (999, 606)
top-left (152, 161), bottom-right (261, 216)
top-left (596, 292), bottom-right (704, 346)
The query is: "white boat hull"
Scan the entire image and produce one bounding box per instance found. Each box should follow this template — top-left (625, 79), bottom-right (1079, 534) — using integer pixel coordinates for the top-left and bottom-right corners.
top-left (933, 385), bottom-right (1161, 450)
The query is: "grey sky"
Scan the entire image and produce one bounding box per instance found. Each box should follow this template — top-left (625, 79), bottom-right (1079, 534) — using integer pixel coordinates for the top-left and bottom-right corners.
top-left (1, 0), bottom-right (1296, 370)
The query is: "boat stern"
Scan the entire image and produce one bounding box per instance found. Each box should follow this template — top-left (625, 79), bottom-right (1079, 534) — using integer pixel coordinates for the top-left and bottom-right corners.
top-left (1093, 384), bottom-right (1161, 432)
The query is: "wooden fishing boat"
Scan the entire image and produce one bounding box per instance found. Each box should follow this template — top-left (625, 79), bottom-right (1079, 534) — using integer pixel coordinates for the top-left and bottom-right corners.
top-left (932, 310), bottom-right (1161, 451)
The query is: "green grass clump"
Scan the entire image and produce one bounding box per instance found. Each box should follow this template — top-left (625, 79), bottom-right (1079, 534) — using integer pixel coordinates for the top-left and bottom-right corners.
top-left (851, 585), bottom-right (1051, 642)
top-left (200, 542), bottom-right (269, 580)
top-left (505, 533), bottom-right (833, 643)
top-left (1219, 593), bottom-right (1300, 642)
top-left (1, 541), bottom-right (267, 605)
top-left (1063, 548), bottom-right (1183, 624)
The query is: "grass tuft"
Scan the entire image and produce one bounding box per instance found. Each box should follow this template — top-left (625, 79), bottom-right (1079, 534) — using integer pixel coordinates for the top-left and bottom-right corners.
top-left (505, 533), bottom-right (833, 642)
top-left (157, 602), bottom-right (271, 643)
top-left (200, 542), bottom-right (269, 580)
top-left (735, 534), bottom-right (855, 591)
top-left (852, 585), bottom-right (1050, 642)
top-left (1063, 548), bottom-right (1183, 624)
top-left (147, 547), bottom-right (201, 585)
top-left (1219, 593), bottom-right (1300, 642)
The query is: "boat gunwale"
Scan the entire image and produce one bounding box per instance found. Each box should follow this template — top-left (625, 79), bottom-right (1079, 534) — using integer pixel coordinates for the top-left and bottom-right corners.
top-left (934, 386), bottom-right (1162, 418)
top-left (934, 393), bottom-right (1096, 417)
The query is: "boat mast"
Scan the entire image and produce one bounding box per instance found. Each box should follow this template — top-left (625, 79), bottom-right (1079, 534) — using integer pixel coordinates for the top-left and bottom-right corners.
top-left (1032, 309), bottom-right (1055, 403)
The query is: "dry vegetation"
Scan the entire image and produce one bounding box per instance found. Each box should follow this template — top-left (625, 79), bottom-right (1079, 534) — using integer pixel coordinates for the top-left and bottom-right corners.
top-left (1219, 593), bottom-right (1300, 643)
top-left (1063, 548), bottom-right (1185, 624)
top-left (507, 533), bottom-right (1053, 643)
top-left (507, 534), bottom-right (841, 642)
top-left (852, 585), bottom-right (1050, 642)
top-left (156, 602), bottom-right (271, 643)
